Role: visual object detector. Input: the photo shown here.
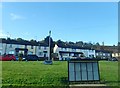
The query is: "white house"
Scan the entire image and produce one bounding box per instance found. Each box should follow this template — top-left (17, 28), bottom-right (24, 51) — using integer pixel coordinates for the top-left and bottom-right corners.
top-left (95, 50), bottom-right (112, 59)
top-left (36, 44), bottom-right (49, 58)
top-left (0, 42), bottom-right (49, 58)
top-left (53, 44), bottom-right (96, 60)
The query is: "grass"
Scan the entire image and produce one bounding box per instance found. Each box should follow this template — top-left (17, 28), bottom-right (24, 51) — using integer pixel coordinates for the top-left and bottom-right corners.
top-left (99, 61), bottom-right (118, 87)
top-left (1, 61), bottom-right (119, 87)
top-left (2, 61), bottom-right (68, 87)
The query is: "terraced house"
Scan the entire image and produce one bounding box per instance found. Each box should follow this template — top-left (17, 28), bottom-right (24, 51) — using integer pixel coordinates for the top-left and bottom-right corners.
top-left (95, 50), bottom-right (112, 60)
top-left (0, 39), bottom-right (49, 59)
top-left (0, 39), bottom-right (113, 60)
top-left (53, 44), bottom-right (96, 60)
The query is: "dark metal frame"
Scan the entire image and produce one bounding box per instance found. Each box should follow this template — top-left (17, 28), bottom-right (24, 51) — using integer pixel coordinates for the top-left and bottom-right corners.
top-left (15, 48), bottom-right (28, 57)
top-left (68, 60), bottom-right (100, 82)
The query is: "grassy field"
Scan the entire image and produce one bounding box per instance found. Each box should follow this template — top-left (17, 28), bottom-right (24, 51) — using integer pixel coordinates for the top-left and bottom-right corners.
top-left (1, 61), bottom-right (119, 88)
top-left (99, 61), bottom-right (118, 87)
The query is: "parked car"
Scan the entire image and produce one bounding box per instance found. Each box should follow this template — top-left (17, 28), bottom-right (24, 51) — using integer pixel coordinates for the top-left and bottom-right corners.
top-left (23, 55), bottom-right (39, 61)
top-left (108, 57), bottom-right (118, 61)
top-left (0, 54), bottom-right (16, 61)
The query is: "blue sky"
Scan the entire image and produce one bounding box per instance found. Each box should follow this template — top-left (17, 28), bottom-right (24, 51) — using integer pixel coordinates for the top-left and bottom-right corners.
top-left (1, 2), bottom-right (118, 45)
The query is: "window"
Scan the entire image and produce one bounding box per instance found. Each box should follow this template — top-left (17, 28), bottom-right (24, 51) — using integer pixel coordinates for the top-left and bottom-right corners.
top-left (0, 44), bottom-right (2, 49)
top-left (25, 45), bottom-right (27, 49)
top-left (89, 55), bottom-right (91, 57)
top-left (64, 48), bottom-right (67, 51)
top-left (9, 44), bottom-right (12, 48)
top-left (100, 53), bottom-right (102, 56)
top-left (44, 53), bottom-right (46, 57)
top-left (96, 53), bottom-right (99, 56)
top-left (31, 45), bottom-right (33, 49)
top-left (72, 49), bottom-right (76, 52)
top-left (9, 51), bottom-right (14, 54)
top-left (119, 53), bottom-right (120, 56)
top-left (92, 55), bottom-right (94, 58)
top-left (39, 52), bottom-right (42, 56)
top-left (103, 53), bottom-right (105, 56)
top-left (39, 46), bottom-right (41, 49)
top-left (28, 51), bottom-right (33, 55)
top-left (44, 47), bottom-right (46, 50)
top-left (66, 48), bottom-right (69, 51)
top-left (108, 53), bottom-right (110, 56)
top-left (71, 53), bottom-right (74, 56)
top-left (16, 45), bottom-right (19, 48)
top-left (0, 51), bottom-right (2, 55)
top-left (91, 50), bottom-right (93, 52)
top-left (115, 53), bottom-right (118, 56)
top-left (88, 50), bottom-right (90, 53)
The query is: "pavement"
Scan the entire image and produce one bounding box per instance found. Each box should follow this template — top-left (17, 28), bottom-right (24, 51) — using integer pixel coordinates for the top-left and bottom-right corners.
top-left (69, 84), bottom-right (108, 88)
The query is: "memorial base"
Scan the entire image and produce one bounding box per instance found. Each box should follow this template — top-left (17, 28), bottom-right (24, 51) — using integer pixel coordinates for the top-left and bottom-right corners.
top-left (44, 60), bottom-right (53, 65)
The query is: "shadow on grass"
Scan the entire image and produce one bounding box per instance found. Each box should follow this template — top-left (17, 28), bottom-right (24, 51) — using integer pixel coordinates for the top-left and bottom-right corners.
top-left (2, 81), bottom-right (120, 88)
top-left (52, 61), bottom-right (67, 65)
top-left (60, 77), bottom-right (69, 88)
top-left (1, 85), bottom-right (69, 88)
top-left (1, 77), bottom-right (69, 88)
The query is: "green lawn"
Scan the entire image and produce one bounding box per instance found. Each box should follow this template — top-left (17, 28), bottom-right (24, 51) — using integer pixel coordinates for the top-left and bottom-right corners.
top-left (1, 61), bottom-right (119, 87)
top-left (2, 61), bottom-right (68, 88)
top-left (99, 61), bottom-right (118, 87)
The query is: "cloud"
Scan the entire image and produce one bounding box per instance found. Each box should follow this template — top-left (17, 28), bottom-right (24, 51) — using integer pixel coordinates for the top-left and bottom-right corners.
top-left (10, 13), bottom-right (25, 20)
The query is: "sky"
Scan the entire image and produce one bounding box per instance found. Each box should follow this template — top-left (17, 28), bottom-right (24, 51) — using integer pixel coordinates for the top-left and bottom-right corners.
top-left (1, 2), bottom-right (118, 45)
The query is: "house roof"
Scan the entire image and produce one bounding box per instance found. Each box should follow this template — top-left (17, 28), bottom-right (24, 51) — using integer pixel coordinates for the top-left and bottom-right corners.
top-left (59, 51), bottom-right (83, 54)
top-left (56, 43), bottom-right (94, 50)
top-left (95, 50), bottom-right (112, 53)
top-left (1, 39), bottom-right (48, 47)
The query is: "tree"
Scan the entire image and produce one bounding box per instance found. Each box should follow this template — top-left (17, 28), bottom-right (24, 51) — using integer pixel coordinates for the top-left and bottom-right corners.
top-left (30, 39), bottom-right (37, 45)
top-left (43, 36), bottom-right (55, 60)
top-left (87, 42), bottom-right (93, 47)
top-left (83, 42), bottom-right (88, 47)
top-left (76, 41), bottom-right (83, 46)
top-left (56, 39), bottom-right (65, 47)
top-left (16, 38), bottom-right (24, 44)
top-left (56, 39), bottom-right (63, 44)
top-left (96, 42), bottom-right (100, 46)
top-left (7, 37), bottom-right (11, 43)
top-left (17, 38), bottom-right (23, 41)
top-left (44, 36), bottom-right (54, 47)
top-left (69, 41), bottom-right (74, 45)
